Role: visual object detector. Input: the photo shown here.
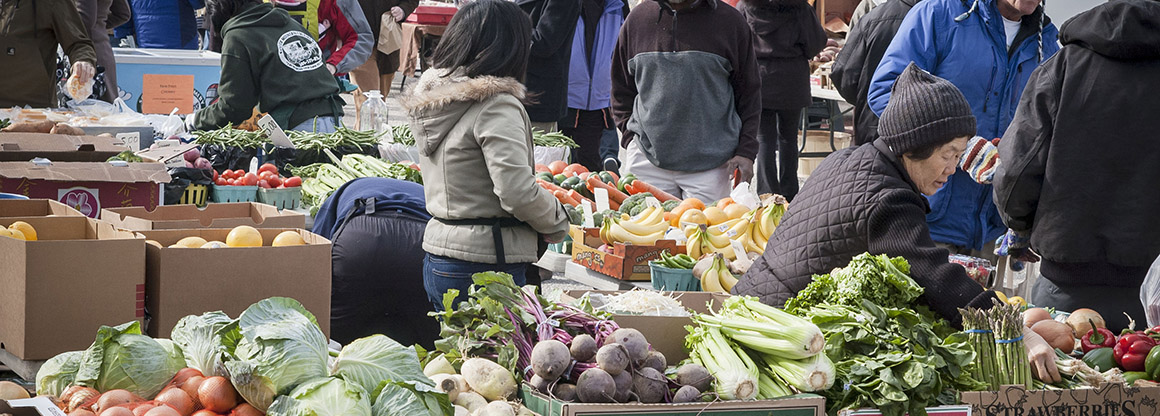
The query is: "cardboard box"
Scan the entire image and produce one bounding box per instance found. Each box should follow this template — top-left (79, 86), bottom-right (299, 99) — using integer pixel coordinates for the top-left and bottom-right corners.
top-left (0, 133), bottom-right (130, 162)
top-left (800, 131), bottom-right (852, 154)
top-left (406, 3), bottom-right (457, 24)
top-left (134, 142), bottom-right (199, 169)
top-left (839, 406), bottom-right (971, 416)
top-left (0, 161), bottom-right (171, 218)
top-left (520, 385), bottom-right (826, 416)
top-left (569, 225), bottom-right (679, 281)
top-left (558, 290), bottom-right (729, 362)
top-left (138, 228), bottom-right (332, 338)
top-left (102, 202), bottom-right (305, 231)
top-left (960, 383), bottom-right (1160, 416)
top-left (0, 216), bottom-right (145, 360)
top-left (0, 198), bottom-right (83, 218)
top-left (0, 397), bottom-right (68, 416)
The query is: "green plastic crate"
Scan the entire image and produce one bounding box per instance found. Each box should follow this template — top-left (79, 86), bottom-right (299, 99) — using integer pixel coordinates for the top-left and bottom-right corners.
top-left (258, 187), bottom-right (302, 210)
top-left (212, 185), bottom-right (258, 203)
top-left (649, 261), bottom-right (700, 291)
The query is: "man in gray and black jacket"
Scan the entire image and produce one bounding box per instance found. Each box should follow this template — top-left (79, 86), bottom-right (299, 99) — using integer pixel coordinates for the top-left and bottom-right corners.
top-left (610, 0), bottom-right (761, 202)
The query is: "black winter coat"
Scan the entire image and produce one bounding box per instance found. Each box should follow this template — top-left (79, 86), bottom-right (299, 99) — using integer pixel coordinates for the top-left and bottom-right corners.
top-left (737, 0), bottom-right (826, 110)
top-left (829, 0), bottom-right (918, 145)
top-left (733, 141), bottom-right (995, 325)
top-left (518, 0), bottom-right (581, 122)
top-left (994, 0), bottom-right (1160, 287)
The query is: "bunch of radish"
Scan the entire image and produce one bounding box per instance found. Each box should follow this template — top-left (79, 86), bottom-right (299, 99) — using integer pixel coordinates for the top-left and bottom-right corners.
top-left (214, 163), bottom-right (302, 189)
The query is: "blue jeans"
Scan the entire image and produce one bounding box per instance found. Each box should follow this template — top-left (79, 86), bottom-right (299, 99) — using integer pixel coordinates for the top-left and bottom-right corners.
top-left (291, 115), bottom-right (340, 133)
top-left (599, 128), bottom-right (619, 162)
top-left (423, 253), bottom-right (528, 312)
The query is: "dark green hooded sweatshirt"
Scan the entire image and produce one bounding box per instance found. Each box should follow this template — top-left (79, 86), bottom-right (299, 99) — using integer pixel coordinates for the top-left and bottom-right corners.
top-left (195, 2), bottom-right (343, 130)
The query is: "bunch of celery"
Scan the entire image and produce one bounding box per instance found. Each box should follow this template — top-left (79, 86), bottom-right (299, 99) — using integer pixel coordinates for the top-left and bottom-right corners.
top-left (685, 296), bottom-right (832, 400)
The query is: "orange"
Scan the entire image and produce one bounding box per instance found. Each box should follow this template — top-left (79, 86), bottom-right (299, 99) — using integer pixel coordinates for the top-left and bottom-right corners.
top-left (7, 221), bottom-right (37, 241)
top-left (225, 226), bottom-right (263, 247)
top-left (715, 197), bottom-right (735, 210)
top-left (723, 203), bottom-right (750, 220)
top-left (682, 198), bottom-right (706, 211)
top-left (678, 208), bottom-right (708, 226)
top-left (703, 207), bottom-right (728, 226)
top-left (173, 236), bottom-right (208, 248)
top-left (272, 231), bottom-right (307, 247)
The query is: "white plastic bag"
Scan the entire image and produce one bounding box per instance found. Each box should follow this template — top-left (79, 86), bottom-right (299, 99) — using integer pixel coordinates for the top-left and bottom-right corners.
top-left (155, 109), bottom-right (187, 137)
top-left (1139, 254), bottom-right (1160, 327)
top-left (729, 181), bottom-right (760, 210)
top-left (534, 146), bottom-right (571, 166)
top-left (378, 142), bottom-right (421, 163)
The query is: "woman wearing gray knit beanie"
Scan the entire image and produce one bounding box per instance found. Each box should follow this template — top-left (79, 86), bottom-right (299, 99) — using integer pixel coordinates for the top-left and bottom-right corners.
top-left (735, 62), bottom-right (1062, 383)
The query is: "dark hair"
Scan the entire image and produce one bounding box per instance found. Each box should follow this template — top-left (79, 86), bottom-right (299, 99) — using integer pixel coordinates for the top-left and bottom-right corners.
top-left (206, 0), bottom-right (260, 40)
top-left (903, 141), bottom-right (943, 161)
top-left (430, 0), bottom-right (533, 80)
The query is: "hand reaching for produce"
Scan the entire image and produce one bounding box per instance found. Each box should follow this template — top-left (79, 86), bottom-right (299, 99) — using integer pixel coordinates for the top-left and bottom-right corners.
top-left (995, 229), bottom-right (1040, 271)
top-left (1023, 326), bottom-right (1062, 383)
top-left (391, 6), bottom-right (405, 21)
top-left (724, 156), bottom-right (754, 184)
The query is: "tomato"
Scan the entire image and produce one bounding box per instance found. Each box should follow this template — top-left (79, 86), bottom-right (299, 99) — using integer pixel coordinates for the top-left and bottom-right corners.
top-left (258, 163), bottom-right (278, 176)
top-left (283, 176), bottom-right (302, 187)
top-left (212, 170), bottom-right (219, 182)
top-left (215, 178), bottom-right (227, 186)
top-left (258, 180), bottom-right (271, 189)
top-left (259, 171), bottom-right (275, 181)
top-left (225, 169), bottom-right (238, 179)
top-left (226, 179), bottom-right (237, 186)
top-left (267, 176), bottom-right (282, 188)
top-left (242, 173), bottom-right (259, 186)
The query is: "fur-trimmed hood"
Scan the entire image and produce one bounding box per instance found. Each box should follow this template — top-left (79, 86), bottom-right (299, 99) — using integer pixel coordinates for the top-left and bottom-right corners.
top-left (400, 68), bottom-right (527, 116)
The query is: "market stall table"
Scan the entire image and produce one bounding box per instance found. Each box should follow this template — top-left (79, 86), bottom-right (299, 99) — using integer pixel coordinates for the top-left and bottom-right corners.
top-left (399, 22), bottom-right (447, 87)
top-left (799, 85), bottom-right (851, 158)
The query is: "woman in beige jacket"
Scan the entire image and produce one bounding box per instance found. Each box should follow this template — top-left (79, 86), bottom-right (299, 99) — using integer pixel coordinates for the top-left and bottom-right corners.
top-left (400, 0), bottom-right (570, 311)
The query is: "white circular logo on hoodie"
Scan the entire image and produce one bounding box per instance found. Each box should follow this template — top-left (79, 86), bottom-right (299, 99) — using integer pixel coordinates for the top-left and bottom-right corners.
top-left (277, 31), bottom-right (324, 72)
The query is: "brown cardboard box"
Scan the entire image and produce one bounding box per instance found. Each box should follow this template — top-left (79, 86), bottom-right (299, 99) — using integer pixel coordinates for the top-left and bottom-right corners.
top-left (0, 216), bottom-right (145, 360)
top-left (135, 143), bottom-right (199, 169)
top-left (137, 228), bottom-right (331, 338)
top-left (102, 202), bottom-right (305, 231)
top-left (569, 226), bottom-right (679, 281)
top-left (0, 198), bottom-right (83, 218)
top-left (0, 133), bottom-right (130, 162)
top-left (521, 384), bottom-right (826, 416)
top-left (0, 161), bottom-right (171, 218)
top-left (800, 130), bottom-right (852, 154)
top-left (838, 405), bottom-right (970, 416)
top-left (960, 383), bottom-right (1160, 416)
top-left (558, 290), bottom-right (729, 362)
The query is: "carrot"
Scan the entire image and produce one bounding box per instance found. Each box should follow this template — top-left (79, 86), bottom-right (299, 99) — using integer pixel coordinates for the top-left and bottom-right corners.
top-left (585, 176), bottom-right (629, 204)
top-left (624, 181), bottom-right (637, 195)
top-left (629, 179), bottom-right (678, 202)
top-left (606, 170), bottom-right (620, 183)
top-left (537, 179), bottom-right (567, 193)
top-left (568, 189), bottom-right (595, 207)
top-left (554, 190), bottom-right (580, 206)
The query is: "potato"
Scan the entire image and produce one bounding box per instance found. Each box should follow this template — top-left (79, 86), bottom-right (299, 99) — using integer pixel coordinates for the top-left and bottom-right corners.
top-left (49, 123), bottom-right (85, 136)
top-left (3, 120), bottom-right (56, 133)
top-left (460, 358), bottom-right (517, 401)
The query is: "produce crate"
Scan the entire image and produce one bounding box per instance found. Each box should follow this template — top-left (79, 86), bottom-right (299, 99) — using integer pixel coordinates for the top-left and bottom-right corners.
top-left (180, 184), bottom-right (209, 207)
top-left (0, 198), bottom-right (83, 219)
top-left (838, 406), bottom-right (970, 416)
top-left (569, 225), bottom-right (679, 281)
top-left (649, 262), bottom-right (700, 291)
top-left (257, 187), bottom-right (302, 210)
top-left (520, 384), bottom-right (825, 416)
top-left (960, 383), bottom-right (1160, 416)
top-left (212, 185), bottom-right (258, 203)
top-left (137, 228), bottom-right (331, 338)
top-left (102, 202), bottom-right (305, 230)
top-left (0, 216), bottom-right (145, 360)
top-left (558, 290), bottom-right (729, 362)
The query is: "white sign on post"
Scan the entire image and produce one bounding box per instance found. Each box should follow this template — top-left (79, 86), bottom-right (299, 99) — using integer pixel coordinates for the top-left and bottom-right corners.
top-left (594, 187), bottom-right (611, 212)
top-left (258, 114), bottom-right (295, 149)
top-left (116, 132), bottom-right (141, 151)
top-left (581, 200), bottom-right (595, 228)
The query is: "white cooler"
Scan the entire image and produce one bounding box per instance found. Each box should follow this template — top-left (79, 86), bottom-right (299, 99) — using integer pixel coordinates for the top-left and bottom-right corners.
top-left (113, 48), bottom-right (222, 115)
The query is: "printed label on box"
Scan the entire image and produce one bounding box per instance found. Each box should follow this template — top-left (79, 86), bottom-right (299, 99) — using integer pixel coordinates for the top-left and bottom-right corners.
top-left (58, 187), bottom-right (100, 218)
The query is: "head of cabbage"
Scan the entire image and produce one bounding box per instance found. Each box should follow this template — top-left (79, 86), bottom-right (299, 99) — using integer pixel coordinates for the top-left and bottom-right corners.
top-left (266, 377), bottom-right (371, 416)
top-left (74, 321), bottom-right (186, 399)
top-left (224, 297), bottom-right (330, 412)
top-left (35, 350), bottom-right (84, 397)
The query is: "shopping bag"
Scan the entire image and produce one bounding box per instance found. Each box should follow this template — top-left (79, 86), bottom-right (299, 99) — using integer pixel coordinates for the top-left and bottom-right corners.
top-left (378, 15), bottom-right (404, 54)
top-left (1139, 254), bottom-right (1160, 327)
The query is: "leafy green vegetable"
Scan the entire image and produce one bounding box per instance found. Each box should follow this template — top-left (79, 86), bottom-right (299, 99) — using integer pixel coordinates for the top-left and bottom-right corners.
top-left (194, 124), bottom-right (271, 149)
top-left (35, 351), bottom-right (84, 397)
top-left (532, 129), bottom-right (579, 148)
top-left (171, 311), bottom-right (238, 377)
top-left (331, 335), bottom-right (432, 395)
top-left (107, 150), bottom-right (143, 163)
top-left (370, 380), bottom-right (453, 416)
top-left (266, 377), bottom-right (372, 416)
top-left (0, 118), bottom-right (10, 129)
top-left (75, 321), bottom-right (186, 398)
top-left (783, 254), bottom-right (982, 416)
top-left (225, 297), bottom-right (330, 412)
top-left (784, 253), bottom-right (923, 316)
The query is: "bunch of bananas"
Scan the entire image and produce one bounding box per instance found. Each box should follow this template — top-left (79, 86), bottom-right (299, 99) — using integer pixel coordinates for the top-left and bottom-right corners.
top-left (700, 253), bottom-right (739, 293)
top-left (685, 218), bottom-right (750, 260)
top-left (600, 205), bottom-right (669, 245)
top-left (744, 195), bottom-right (789, 255)
top-left (655, 250), bottom-right (696, 269)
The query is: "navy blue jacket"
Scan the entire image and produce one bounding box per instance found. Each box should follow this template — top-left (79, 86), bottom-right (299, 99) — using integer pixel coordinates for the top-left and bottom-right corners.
top-left (312, 178), bottom-right (429, 240)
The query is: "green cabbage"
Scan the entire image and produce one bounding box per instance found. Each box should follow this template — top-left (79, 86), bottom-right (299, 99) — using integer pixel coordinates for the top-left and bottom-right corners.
top-left (35, 351), bottom-right (84, 397)
top-left (171, 311), bottom-right (238, 376)
top-left (330, 335), bottom-right (431, 396)
top-left (74, 321), bottom-right (185, 398)
top-left (225, 298), bottom-right (329, 412)
top-left (370, 380), bottom-right (452, 416)
top-left (266, 377), bottom-right (372, 416)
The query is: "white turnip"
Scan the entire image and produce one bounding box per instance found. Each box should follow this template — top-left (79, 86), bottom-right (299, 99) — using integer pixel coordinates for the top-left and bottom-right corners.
top-left (453, 391), bottom-right (488, 413)
top-left (424, 354), bottom-right (456, 377)
top-left (460, 358), bottom-right (517, 401)
top-left (430, 374), bottom-right (465, 402)
top-left (473, 401), bottom-right (514, 416)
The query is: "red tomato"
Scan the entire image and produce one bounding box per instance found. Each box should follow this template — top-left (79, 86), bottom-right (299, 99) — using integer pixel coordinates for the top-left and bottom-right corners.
top-left (226, 179), bottom-right (236, 186)
top-left (215, 178), bottom-right (227, 186)
top-left (224, 170), bottom-right (237, 179)
top-left (258, 180), bottom-right (271, 189)
top-left (242, 173), bottom-right (259, 186)
top-left (258, 163), bottom-right (278, 176)
top-left (267, 177), bottom-right (282, 188)
top-left (283, 176), bottom-right (302, 187)
top-left (213, 170), bottom-right (219, 182)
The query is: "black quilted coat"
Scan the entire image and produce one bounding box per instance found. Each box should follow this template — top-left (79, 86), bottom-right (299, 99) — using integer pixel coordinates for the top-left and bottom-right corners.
top-left (733, 140), bottom-right (996, 325)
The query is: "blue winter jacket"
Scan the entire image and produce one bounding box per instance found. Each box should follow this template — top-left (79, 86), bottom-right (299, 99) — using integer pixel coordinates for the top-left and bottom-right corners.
top-left (566, 0), bottom-right (625, 111)
top-left (120, 0), bottom-right (205, 49)
top-left (866, 0), bottom-right (1059, 250)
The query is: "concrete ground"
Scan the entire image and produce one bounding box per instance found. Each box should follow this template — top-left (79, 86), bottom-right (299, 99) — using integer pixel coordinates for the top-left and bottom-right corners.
top-left (338, 73), bottom-right (409, 129)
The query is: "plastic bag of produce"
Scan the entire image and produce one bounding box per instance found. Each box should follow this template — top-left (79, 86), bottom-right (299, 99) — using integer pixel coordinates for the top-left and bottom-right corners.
top-left (203, 144), bottom-right (261, 172)
top-left (1140, 254), bottom-right (1160, 327)
top-left (534, 146), bottom-right (570, 167)
top-left (378, 142), bottom-right (421, 163)
top-left (268, 144), bottom-right (380, 176)
top-left (164, 167), bottom-right (214, 205)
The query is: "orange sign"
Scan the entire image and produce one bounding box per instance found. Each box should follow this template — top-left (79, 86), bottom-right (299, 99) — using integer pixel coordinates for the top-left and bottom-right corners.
top-left (141, 74), bottom-right (195, 114)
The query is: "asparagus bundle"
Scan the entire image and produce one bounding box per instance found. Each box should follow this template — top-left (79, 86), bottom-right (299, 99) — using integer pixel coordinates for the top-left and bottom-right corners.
top-left (960, 308), bottom-right (997, 389)
top-left (959, 300), bottom-right (1032, 389)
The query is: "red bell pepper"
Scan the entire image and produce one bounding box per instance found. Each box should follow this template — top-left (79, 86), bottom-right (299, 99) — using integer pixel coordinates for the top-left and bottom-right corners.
top-left (1082, 321), bottom-right (1117, 353)
top-left (1114, 332), bottom-right (1158, 371)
